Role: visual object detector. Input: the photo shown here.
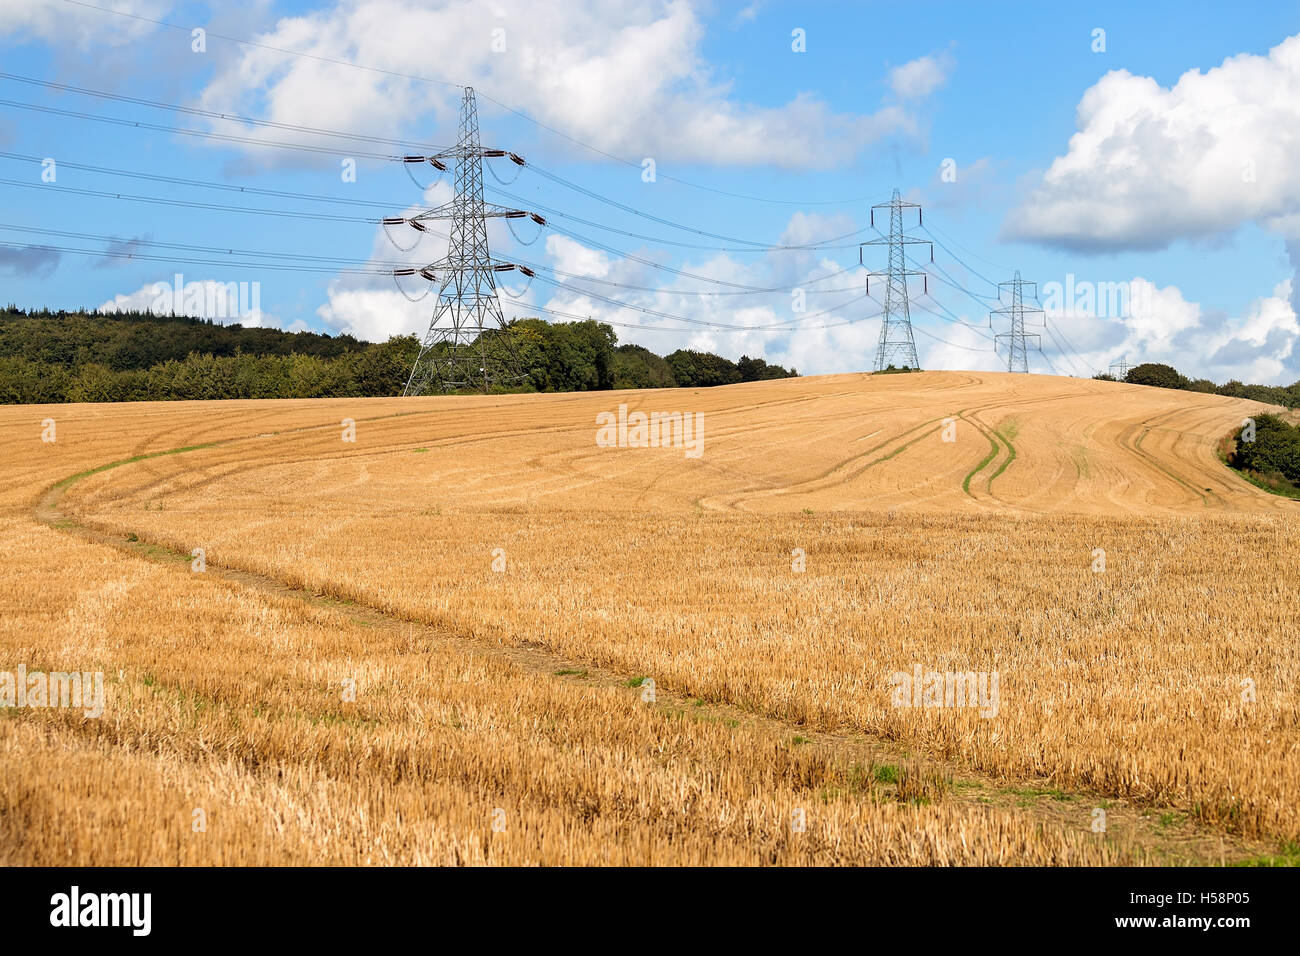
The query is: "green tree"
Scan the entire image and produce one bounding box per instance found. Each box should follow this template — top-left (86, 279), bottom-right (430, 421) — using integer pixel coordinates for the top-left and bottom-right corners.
top-left (1126, 362), bottom-right (1189, 390)
top-left (611, 344), bottom-right (675, 389)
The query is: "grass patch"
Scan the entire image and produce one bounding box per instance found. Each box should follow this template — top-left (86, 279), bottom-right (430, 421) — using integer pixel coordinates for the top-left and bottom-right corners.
top-left (1002, 786), bottom-right (1073, 802)
top-left (896, 761), bottom-right (952, 804)
top-left (1230, 841), bottom-right (1300, 867)
top-left (989, 424), bottom-right (1019, 485)
top-left (51, 442), bottom-right (222, 492)
top-left (962, 418), bottom-right (1000, 495)
top-left (873, 763), bottom-right (899, 785)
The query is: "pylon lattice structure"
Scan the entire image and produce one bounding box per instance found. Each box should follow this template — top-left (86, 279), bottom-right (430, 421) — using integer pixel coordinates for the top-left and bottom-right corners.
top-left (989, 271), bottom-right (1044, 373)
top-left (1109, 355), bottom-right (1134, 379)
top-left (401, 87), bottom-right (538, 395)
top-left (860, 189), bottom-right (931, 372)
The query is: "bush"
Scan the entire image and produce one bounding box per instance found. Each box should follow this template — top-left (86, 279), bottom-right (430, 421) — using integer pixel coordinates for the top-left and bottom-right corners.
top-left (1234, 414), bottom-right (1300, 485)
top-left (1126, 362), bottom-right (1190, 390)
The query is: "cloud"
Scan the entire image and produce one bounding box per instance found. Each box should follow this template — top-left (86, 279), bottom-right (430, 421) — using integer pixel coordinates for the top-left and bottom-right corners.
top-left (1037, 277), bottom-right (1298, 385)
top-left (195, 0), bottom-right (928, 170)
top-left (0, 244), bottom-right (59, 277)
top-left (316, 179), bottom-right (456, 341)
top-left (889, 52), bottom-right (954, 100)
top-left (1003, 34), bottom-right (1300, 252)
top-left (93, 237), bottom-right (150, 268)
top-left (0, 0), bottom-right (172, 48)
top-left (916, 318), bottom-right (1001, 374)
top-left (545, 234), bottom-right (613, 278)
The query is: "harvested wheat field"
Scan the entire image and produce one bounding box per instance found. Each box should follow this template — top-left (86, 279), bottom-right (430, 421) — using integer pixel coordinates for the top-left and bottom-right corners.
top-left (2, 370), bottom-right (1297, 865)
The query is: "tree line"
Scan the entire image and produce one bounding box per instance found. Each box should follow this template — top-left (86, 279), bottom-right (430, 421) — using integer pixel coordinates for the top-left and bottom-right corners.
top-left (0, 307), bottom-right (796, 404)
top-left (1095, 361), bottom-right (1300, 408)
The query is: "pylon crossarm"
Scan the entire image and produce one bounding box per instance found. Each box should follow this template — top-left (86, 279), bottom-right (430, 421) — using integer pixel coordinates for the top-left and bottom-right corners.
top-left (860, 236), bottom-right (931, 246)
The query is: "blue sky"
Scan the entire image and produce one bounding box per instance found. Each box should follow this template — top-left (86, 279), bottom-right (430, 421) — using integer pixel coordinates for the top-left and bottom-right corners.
top-left (2, 0), bottom-right (1299, 383)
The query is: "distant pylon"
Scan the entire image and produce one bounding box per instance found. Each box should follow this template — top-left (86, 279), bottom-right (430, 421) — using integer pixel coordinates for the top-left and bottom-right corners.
top-left (401, 87), bottom-right (541, 395)
top-left (989, 271), bottom-right (1044, 373)
top-left (1109, 354), bottom-right (1134, 380)
top-left (860, 188), bottom-right (931, 372)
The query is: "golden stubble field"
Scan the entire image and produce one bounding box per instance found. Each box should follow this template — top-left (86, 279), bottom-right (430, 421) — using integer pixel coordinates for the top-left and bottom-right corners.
top-left (2, 370), bottom-right (1297, 865)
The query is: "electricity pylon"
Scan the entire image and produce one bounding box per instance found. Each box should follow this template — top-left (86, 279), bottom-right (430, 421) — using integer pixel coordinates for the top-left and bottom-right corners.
top-left (989, 271), bottom-right (1044, 373)
top-left (401, 87), bottom-right (538, 395)
top-left (860, 189), bottom-right (931, 372)
top-left (1109, 355), bottom-right (1133, 380)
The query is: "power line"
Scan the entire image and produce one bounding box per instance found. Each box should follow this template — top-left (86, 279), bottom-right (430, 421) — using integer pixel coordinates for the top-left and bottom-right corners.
top-left (0, 222), bottom-right (417, 268)
top-left (0, 71), bottom-right (447, 151)
top-left (921, 220), bottom-right (1011, 274)
top-left (4, 86), bottom-right (875, 255)
top-left (1044, 316), bottom-right (1094, 375)
top-left (539, 218), bottom-right (851, 293)
top-left (0, 99), bottom-right (401, 160)
top-left (523, 270), bottom-right (867, 331)
top-left (1, 153), bottom-right (863, 298)
top-left (0, 177), bottom-right (378, 222)
top-left (919, 223), bottom-right (1002, 289)
top-left (1, 173), bottom-right (865, 298)
top-left (913, 296), bottom-right (997, 341)
top-left (501, 296), bottom-right (880, 334)
top-left (523, 161), bottom-right (865, 248)
top-left (1042, 322), bottom-right (1090, 377)
top-left (926, 260), bottom-right (999, 308)
top-left (0, 228), bottom-right (874, 334)
top-left (0, 238), bottom-right (393, 275)
top-left (0, 151), bottom-right (415, 210)
top-left (912, 322), bottom-right (993, 353)
top-left (60, 0), bottom-right (876, 207)
top-left (487, 181), bottom-right (872, 253)
top-left (1, 155), bottom-right (858, 299)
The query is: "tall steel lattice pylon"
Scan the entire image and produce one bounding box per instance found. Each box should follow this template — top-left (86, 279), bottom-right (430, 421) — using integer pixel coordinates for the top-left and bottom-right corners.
top-left (989, 270), bottom-right (1044, 373)
top-left (1108, 355), bottom-right (1134, 379)
top-left (859, 189), bottom-right (931, 372)
top-left (401, 87), bottom-right (538, 395)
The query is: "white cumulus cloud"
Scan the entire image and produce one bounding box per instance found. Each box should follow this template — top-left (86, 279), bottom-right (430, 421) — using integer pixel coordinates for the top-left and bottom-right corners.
top-left (194, 0), bottom-right (938, 170)
top-left (1003, 34), bottom-right (1300, 251)
top-left (889, 51), bottom-right (954, 101)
